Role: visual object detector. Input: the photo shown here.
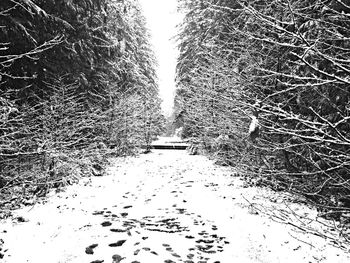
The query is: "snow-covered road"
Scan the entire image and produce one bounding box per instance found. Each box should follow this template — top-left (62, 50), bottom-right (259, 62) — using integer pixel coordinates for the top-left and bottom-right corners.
top-left (1, 150), bottom-right (349, 262)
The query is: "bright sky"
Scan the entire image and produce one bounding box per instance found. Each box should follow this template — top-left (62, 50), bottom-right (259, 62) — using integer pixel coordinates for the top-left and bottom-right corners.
top-left (138, 0), bottom-right (182, 117)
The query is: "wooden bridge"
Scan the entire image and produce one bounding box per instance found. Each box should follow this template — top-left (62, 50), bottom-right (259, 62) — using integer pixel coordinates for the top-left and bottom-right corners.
top-left (149, 136), bottom-right (190, 150)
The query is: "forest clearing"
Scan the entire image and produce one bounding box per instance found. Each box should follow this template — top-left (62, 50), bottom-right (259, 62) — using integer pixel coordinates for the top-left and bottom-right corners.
top-left (1, 146), bottom-right (350, 263)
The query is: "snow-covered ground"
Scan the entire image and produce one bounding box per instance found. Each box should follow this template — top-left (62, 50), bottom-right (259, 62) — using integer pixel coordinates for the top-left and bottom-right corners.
top-left (0, 148), bottom-right (349, 263)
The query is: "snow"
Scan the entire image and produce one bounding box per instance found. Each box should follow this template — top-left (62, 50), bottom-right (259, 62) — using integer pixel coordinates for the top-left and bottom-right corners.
top-left (0, 148), bottom-right (349, 262)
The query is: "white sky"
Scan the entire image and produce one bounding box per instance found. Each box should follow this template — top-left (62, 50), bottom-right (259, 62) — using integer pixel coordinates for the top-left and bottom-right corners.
top-left (138, 0), bottom-right (182, 117)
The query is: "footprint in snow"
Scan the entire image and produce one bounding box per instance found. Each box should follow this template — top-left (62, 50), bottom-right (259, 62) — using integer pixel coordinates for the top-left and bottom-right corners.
top-left (101, 221), bottom-right (112, 227)
top-left (85, 244), bottom-right (98, 254)
top-left (176, 208), bottom-right (186, 214)
top-left (187, 253), bottom-right (195, 259)
top-left (112, 254), bottom-right (124, 263)
top-left (109, 240), bottom-right (126, 247)
top-left (171, 252), bottom-right (181, 258)
top-left (92, 211), bottom-right (104, 215)
top-left (110, 228), bottom-right (127, 233)
top-left (196, 239), bottom-right (214, 244)
top-left (198, 230), bottom-right (207, 236)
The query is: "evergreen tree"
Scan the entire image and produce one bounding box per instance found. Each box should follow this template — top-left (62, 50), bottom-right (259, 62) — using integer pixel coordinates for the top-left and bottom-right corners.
top-left (0, 0), bottom-right (165, 205)
top-left (175, 0), bottom-right (350, 209)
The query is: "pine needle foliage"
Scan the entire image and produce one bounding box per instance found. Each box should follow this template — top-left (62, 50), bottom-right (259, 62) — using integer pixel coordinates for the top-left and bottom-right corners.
top-left (0, 0), bottom-right (165, 212)
top-left (175, 0), bottom-right (350, 214)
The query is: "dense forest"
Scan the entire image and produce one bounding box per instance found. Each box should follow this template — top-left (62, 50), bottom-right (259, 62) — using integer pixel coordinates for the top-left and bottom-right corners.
top-left (174, 0), bottom-right (350, 215)
top-left (2, 0), bottom-right (350, 221)
top-left (0, 0), bottom-right (165, 212)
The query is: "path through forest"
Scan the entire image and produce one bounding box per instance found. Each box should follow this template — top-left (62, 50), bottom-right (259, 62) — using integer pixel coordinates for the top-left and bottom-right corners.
top-left (1, 146), bottom-right (349, 263)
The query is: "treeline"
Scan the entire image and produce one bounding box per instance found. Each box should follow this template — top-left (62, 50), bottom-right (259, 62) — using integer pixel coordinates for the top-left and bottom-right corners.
top-left (174, 0), bottom-right (350, 213)
top-left (0, 0), bottom-right (164, 209)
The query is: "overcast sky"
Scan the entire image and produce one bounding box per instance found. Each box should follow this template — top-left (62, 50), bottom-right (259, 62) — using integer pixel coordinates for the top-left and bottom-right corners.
top-left (138, 0), bottom-right (182, 117)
